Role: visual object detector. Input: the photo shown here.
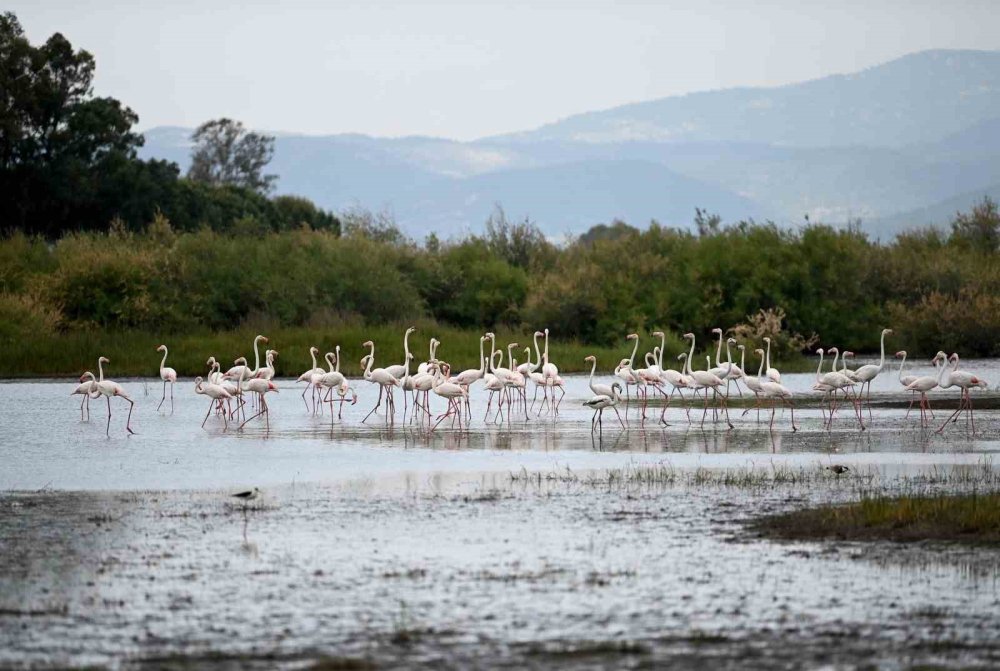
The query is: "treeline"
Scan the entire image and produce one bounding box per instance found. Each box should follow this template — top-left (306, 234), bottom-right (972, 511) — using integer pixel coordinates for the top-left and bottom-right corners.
top-left (0, 12), bottom-right (339, 238)
top-left (2, 201), bottom-right (999, 357)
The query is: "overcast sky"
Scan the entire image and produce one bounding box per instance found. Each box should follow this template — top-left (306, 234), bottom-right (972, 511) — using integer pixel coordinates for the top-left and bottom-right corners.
top-left (9, 0), bottom-right (1000, 140)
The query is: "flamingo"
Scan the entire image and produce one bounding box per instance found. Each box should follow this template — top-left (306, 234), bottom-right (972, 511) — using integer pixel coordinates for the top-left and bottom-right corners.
top-left (708, 329), bottom-right (744, 396)
top-left (584, 382), bottom-right (626, 432)
top-left (225, 335), bottom-right (268, 381)
top-left (431, 363), bottom-right (468, 430)
top-left (584, 355), bottom-right (627, 427)
top-left (417, 338), bottom-right (440, 375)
top-left (451, 335), bottom-right (488, 418)
top-left (206, 357), bottom-right (224, 385)
top-left (89, 357), bottom-right (136, 436)
top-left (71, 372), bottom-right (97, 421)
top-left (540, 327), bottom-right (559, 383)
top-left (852, 328), bottom-right (892, 420)
top-left (519, 331), bottom-right (544, 377)
top-left (936, 354), bottom-right (989, 434)
top-left (237, 367), bottom-right (279, 431)
top-left (360, 341), bottom-right (400, 423)
top-left (741, 347), bottom-right (766, 422)
top-left (615, 333), bottom-right (641, 413)
top-left (384, 326), bottom-right (416, 379)
top-left (762, 337), bottom-right (781, 383)
top-left (297, 346), bottom-right (326, 411)
top-left (156, 345), bottom-right (177, 413)
top-left (903, 352), bottom-right (946, 428)
top-left (896, 350), bottom-right (938, 418)
top-left (256, 349), bottom-right (278, 381)
top-left (759, 379), bottom-right (798, 432)
top-left (195, 375), bottom-right (232, 430)
top-left (659, 351), bottom-right (693, 424)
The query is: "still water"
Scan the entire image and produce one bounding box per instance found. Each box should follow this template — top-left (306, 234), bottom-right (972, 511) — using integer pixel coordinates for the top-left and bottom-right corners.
top-left (1, 365), bottom-right (999, 669)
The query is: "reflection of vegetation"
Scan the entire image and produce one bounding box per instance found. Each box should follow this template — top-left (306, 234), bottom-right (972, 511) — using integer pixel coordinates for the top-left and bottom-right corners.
top-left (754, 492), bottom-right (1000, 544)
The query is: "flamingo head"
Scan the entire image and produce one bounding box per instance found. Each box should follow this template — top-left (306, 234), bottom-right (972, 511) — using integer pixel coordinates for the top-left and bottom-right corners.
top-left (763, 337), bottom-right (771, 344)
top-left (406, 326), bottom-right (416, 335)
top-left (677, 353), bottom-right (688, 360)
top-left (683, 332), bottom-right (694, 340)
top-left (815, 348), bottom-right (824, 355)
top-left (828, 347), bottom-right (839, 354)
top-left (235, 356), bottom-right (247, 365)
top-left (310, 346), bottom-right (319, 355)
top-left (845, 351), bottom-right (854, 358)
top-left (652, 331), bottom-right (664, 338)
top-left (325, 352), bottom-right (335, 363)
top-left (407, 352), bottom-right (414, 361)
top-left (755, 349), bottom-right (764, 356)
top-left (712, 327), bottom-right (723, 335)
top-left (619, 358), bottom-right (630, 367)
top-left (99, 356), bottom-right (109, 364)
top-left (584, 355), bottom-right (596, 362)
top-left (362, 340), bottom-right (374, 348)
top-left (882, 328), bottom-right (893, 336)
top-left (737, 344), bottom-right (745, 351)
top-left (534, 331), bottom-right (543, 337)
top-left (271, 350), bottom-right (279, 358)
top-left (508, 342), bottom-right (519, 349)
top-left (627, 333), bottom-right (638, 341)
top-left (360, 355), bottom-right (371, 368)
top-left (79, 373), bottom-right (89, 382)
top-left (895, 351), bottom-right (906, 358)
top-left (950, 353), bottom-right (959, 363)
top-left (611, 382), bottom-right (623, 393)
top-left (544, 328), bottom-right (549, 336)
top-left (256, 335), bottom-right (268, 344)
top-left (194, 376), bottom-right (203, 385)
top-left (727, 337), bottom-right (736, 345)
top-left (156, 344), bottom-right (166, 352)
top-left (206, 356), bottom-right (216, 366)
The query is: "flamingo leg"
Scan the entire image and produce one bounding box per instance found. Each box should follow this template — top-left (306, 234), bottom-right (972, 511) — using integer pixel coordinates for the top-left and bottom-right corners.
top-left (157, 380), bottom-right (167, 412)
top-left (105, 396), bottom-right (112, 437)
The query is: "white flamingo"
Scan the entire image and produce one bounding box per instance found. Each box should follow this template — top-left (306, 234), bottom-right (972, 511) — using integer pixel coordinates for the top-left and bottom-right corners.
top-left (71, 372), bottom-right (97, 421)
top-left (936, 353), bottom-right (989, 434)
top-left (852, 328), bottom-right (892, 421)
top-left (90, 356), bottom-right (136, 437)
top-left (156, 344), bottom-right (177, 413)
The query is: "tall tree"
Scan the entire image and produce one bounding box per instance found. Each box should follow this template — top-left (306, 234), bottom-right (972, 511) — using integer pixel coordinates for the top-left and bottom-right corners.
top-left (187, 118), bottom-right (276, 194)
top-left (0, 12), bottom-right (144, 236)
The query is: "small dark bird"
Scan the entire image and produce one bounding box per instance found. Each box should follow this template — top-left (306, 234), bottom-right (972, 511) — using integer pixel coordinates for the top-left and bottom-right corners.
top-left (232, 487), bottom-right (261, 501)
top-left (825, 465), bottom-right (850, 475)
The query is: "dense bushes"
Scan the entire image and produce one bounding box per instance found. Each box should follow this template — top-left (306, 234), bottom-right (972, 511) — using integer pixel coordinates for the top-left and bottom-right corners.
top-left (2, 201), bottom-right (999, 357)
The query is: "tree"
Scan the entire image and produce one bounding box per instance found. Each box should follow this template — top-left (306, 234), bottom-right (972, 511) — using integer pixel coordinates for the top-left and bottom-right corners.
top-left (0, 11), bottom-right (144, 236)
top-left (187, 118), bottom-right (276, 194)
top-left (950, 197), bottom-right (1000, 252)
top-left (694, 207), bottom-right (722, 237)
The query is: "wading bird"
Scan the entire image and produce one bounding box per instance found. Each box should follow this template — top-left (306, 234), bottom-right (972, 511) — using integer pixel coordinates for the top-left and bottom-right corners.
top-left (156, 344), bottom-right (177, 413)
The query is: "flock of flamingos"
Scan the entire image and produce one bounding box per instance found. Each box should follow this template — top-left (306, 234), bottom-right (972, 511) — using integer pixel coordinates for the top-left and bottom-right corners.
top-left (70, 327), bottom-right (990, 437)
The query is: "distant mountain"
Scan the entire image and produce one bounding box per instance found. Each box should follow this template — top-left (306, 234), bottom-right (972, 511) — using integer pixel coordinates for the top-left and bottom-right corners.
top-left (488, 50), bottom-right (1000, 148)
top-left (139, 49), bottom-right (1000, 238)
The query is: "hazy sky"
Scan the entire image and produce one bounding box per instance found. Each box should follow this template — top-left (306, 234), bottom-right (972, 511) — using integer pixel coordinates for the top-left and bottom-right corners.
top-left (9, 0), bottom-right (1000, 140)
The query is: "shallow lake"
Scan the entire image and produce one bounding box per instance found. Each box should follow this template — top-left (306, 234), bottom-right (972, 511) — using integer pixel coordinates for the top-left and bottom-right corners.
top-left (2, 364), bottom-right (1000, 669)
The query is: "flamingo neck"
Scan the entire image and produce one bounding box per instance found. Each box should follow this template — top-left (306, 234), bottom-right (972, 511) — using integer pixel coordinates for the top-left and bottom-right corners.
top-left (488, 336), bottom-right (498, 373)
top-left (588, 358), bottom-right (597, 389)
top-left (478, 338), bottom-right (486, 375)
top-left (897, 353), bottom-right (907, 382)
top-left (877, 331), bottom-right (887, 370)
top-left (815, 351), bottom-right (824, 380)
top-left (326, 354), bottom-right (335, 373)
top-left (98, 358), bottom-right (105, 382)
top-left (403, 330), bottom-right (411, 367)
top-left (252, 338), bottom-right (262, 374)
top-left (765, 340), bottom-right (772, 370)
top-left (335, 347), bottom-right (341, 373)
top-left (310, 349), bottom-right (318, 371)
top-left (757, 352), bottom-right (765, 378)
top-left (629, 337), bottom-right (639, 368)
top-left (543, 331), bottom-right (550, 365)
top-left (160, 348), bottom-right (168, 372)
top-left (657, 333), bottom-right (666, 369)
top-left (830, 350), bottom-right (839, 372)
top-left (686, 337), bottom-right (696, 375)
top-left (715, 333), bottom-right (723, 367)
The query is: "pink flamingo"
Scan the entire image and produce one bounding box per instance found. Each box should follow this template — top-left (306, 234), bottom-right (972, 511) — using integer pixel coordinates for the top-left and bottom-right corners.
top-left (156, 345), bottom-right (177, 413)
top-left (936, 354), bottom-right (989, 434)
top-left (71, 372), bottom-right (96, 421)
top-left (91, 356), bottom-right (136, 436)
top-left (195, 375), bottom-right (232, 430)
top-left (361, 341), bottom-right (401, 423)
top-left (903, 352), bottom-right (946, 428)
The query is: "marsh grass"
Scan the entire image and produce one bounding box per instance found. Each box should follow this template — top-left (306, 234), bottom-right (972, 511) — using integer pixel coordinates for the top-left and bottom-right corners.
top-left (510, 457), bottom-right (1000, 491)
top-left (754, 491), bottom-right (1000, 544)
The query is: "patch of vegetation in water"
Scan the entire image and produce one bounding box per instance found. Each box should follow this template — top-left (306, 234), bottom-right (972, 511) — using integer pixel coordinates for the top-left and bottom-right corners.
top-left (751, 492), bottom-right (1000, 544)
